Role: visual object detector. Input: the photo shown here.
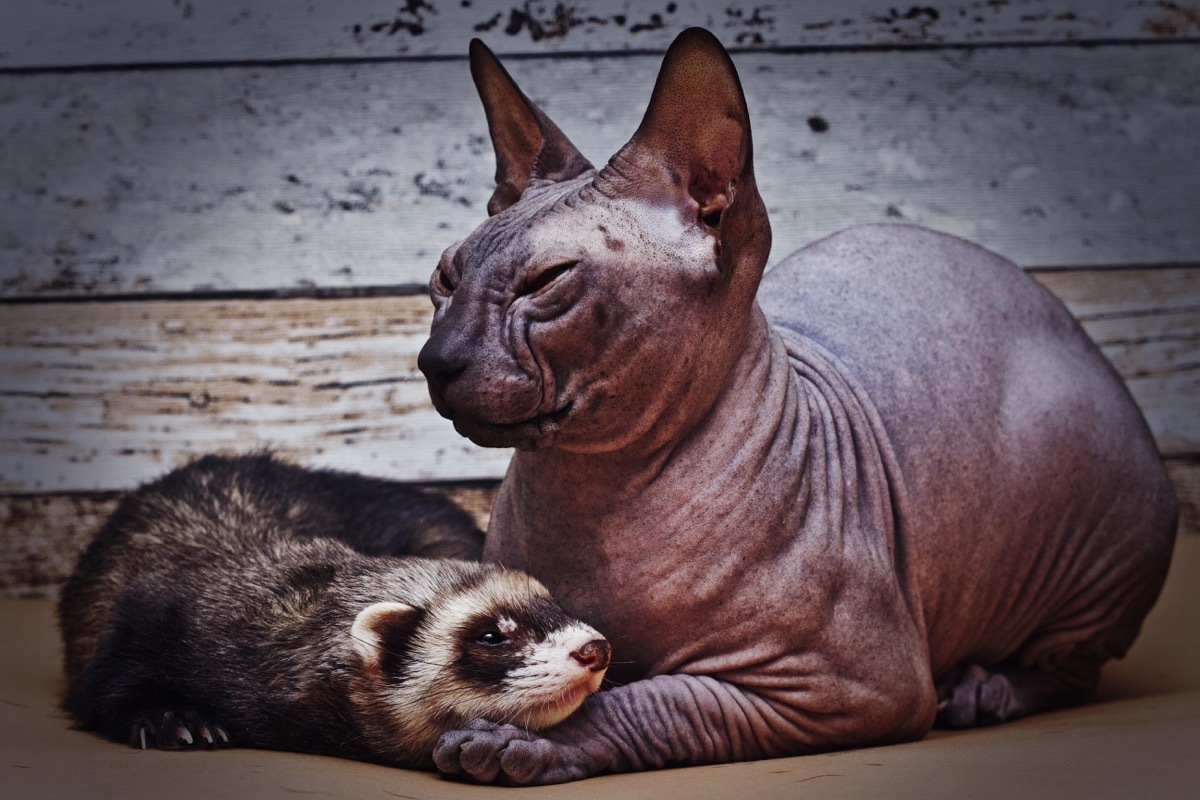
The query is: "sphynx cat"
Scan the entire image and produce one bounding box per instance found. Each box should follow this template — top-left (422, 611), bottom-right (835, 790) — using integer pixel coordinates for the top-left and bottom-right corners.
top-left (417, 28), bottom-right (1177, 784)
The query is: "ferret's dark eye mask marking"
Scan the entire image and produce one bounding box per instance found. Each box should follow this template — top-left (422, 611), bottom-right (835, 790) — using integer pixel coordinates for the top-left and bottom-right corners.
top-left (455, 598), bottom-right (573, 654)
top-left (459, 613), bottom-right (518, 647)
top-left (452, 615), bottom-right (524, 684)
top-left (476, 630), bottom-right (509, 646)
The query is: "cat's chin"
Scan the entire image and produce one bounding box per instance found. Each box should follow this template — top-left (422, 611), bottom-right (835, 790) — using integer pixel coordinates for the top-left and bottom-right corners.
top-left (452, 405), bottom-right (573, 450)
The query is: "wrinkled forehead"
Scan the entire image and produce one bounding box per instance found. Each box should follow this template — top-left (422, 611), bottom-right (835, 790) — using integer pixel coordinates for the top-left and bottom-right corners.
top-left (448, 176), bottom-right (617, 276)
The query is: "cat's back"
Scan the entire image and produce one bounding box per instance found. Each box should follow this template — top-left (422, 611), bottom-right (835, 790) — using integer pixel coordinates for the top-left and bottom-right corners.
top-left (758, 224), bottom-right (1174, 669)
top-left (756, 223), bottom-right (1135, 468)
top-left (759, 223), bottom-right (1077, 384)
top-left (757, 222), bottom-right (1165, 513)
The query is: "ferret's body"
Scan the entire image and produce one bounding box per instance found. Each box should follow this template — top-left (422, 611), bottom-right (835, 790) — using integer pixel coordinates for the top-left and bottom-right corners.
top-left (59, 454), bottom-right (609, 768)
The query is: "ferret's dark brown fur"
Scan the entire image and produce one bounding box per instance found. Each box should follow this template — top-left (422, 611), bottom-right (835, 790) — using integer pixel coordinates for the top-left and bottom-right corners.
top-left (58, 454), bottom-right (609, 768)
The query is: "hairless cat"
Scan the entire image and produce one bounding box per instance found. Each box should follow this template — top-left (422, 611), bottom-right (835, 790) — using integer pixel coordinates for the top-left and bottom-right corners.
top-left (418, 27), bottom-right (1177, 785)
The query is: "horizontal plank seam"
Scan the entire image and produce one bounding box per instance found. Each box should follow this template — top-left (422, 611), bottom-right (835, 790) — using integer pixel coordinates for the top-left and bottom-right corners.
top-left (1071, 305), bottom-right (1200, 323)
top-left (3, 36), bottom-right (1199, 76)
top-left (2, 264), bottom-right (1197, 306)
top-left (1027, 263), bottom-right (1200, 275)
top-left (0, 477), bottom-right (506, 502)
top-left (1094, 344), bottom-right (1200, 360)
top-left (0, 284), bottom-right (433, 306)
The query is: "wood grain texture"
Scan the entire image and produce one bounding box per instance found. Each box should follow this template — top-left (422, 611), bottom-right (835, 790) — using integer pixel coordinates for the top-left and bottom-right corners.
top-left (3, 44), bottom-right (1199, 296)
top-left (0, 295), bottom-right (513, 492)
top-left (0, 266), bottom-right (1194, 496)
top-left (1, 0), bottom-right (1193, 69)
top-left (1169, 458), bottom-right (1200, 542)
top-left (0, 492), bottom-right (115, 598)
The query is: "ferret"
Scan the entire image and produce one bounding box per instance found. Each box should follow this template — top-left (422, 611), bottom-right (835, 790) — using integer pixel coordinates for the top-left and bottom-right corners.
top-left (58, 454), bottom-right (610, 768)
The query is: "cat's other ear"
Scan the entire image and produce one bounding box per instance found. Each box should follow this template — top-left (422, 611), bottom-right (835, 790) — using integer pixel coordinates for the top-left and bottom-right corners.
top-left (605, 28), bottom-right (770, 281)
top-left (469, 39), bottom-right (595, 215)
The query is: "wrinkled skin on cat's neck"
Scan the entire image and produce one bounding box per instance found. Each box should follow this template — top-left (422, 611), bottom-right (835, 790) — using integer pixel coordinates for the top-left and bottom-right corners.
top-left (419, 28), bottom-right (1176, 786)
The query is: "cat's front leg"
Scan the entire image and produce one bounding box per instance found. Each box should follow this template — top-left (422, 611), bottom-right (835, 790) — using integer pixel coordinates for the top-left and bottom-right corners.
top-left (436, 674), bottom-right (777, 784)
top-left (432, 671), bottom-right (902, 786)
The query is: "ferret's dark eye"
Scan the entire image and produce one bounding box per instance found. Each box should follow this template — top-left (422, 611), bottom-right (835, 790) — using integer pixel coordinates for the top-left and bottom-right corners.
top-left (477, 630), bottom-right (508, 646)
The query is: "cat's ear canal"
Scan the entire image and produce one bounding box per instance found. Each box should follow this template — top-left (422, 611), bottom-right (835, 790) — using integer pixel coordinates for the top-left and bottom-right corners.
top-left (700, 197), bottom-right (727, 235)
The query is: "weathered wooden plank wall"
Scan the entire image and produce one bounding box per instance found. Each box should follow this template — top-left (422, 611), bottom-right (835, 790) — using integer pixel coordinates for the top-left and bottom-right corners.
top-left (3, 0), bottom-right (1196, 68)
top-left (1, 1), bottom-right (1197, 596)
top-left (4, 46), bottom-right (1200, 295)
top-left (1, 268), bottom-right (1196, 492)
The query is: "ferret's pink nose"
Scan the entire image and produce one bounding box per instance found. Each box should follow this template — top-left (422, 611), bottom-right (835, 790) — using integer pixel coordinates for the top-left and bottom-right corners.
top-left (570, 639), bottom-right (611, 673)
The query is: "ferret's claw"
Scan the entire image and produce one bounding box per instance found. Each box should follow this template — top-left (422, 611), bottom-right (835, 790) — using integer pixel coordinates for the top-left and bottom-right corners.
top-left (127, 709), bottom-right (229, 750)
top-left (177, 725), bottom-right (194, 746)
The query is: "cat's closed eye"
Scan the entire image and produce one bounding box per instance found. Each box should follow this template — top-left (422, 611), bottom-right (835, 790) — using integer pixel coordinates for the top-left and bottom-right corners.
top-left (520, 261), bottom-right (578, 297)
top-left (433, 265), bottom-right (457, 296)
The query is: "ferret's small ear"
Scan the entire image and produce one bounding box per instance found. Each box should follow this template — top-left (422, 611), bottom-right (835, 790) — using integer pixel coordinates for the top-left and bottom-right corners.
top-left (350, 602), bottom-right (424, 672)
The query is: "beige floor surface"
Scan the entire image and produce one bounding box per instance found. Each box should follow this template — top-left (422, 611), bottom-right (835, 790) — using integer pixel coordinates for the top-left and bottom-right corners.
top-left (3, 538), bottom-right (1198, 800)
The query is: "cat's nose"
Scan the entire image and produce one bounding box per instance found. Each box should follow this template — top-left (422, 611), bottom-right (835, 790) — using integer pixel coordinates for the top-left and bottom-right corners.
top-left (418, 350), bottom-right (464, 385)
top-left (418, 331), bottom-right (470, 412)
top-left (418, 329), bottom-right (466, 380)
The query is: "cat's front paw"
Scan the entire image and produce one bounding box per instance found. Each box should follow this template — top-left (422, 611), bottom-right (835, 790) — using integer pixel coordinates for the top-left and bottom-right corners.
top-left (128, 709), bottom-right (231, 750)
top-left (434, 719), bottom-right (586, 785)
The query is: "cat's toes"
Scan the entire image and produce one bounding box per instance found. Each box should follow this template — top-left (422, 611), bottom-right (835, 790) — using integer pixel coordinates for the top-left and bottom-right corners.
top-left (435, 720), bottom-right (583, 786)
top-left (437, 720), bottom-right (555, 784)
top-left (497, 736), bottom-right (578, 785)
top-left (128, 709), bottom-right (231, 750)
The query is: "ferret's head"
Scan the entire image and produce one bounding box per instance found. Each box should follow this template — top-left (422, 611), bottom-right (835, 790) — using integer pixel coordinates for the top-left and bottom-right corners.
top-left (348, 564), bottom-right (609, 764)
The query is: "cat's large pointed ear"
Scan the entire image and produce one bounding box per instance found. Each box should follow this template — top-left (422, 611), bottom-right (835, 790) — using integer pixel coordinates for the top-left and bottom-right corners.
top-left (469, 39), bottom-right (595, 215)
top-left (605, 28), bottom-right (770, 278)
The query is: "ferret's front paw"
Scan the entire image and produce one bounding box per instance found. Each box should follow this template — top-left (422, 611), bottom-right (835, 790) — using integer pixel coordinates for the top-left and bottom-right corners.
top-left (434, 719), bottom-right (584, 785)
top-left (128, 709), bottom-right (231, 750)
